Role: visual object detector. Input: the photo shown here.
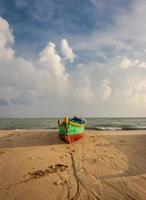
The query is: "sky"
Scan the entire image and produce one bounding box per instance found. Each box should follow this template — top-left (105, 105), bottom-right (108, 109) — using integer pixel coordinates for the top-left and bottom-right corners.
top-left (0, 0), bottom-right (146, 117)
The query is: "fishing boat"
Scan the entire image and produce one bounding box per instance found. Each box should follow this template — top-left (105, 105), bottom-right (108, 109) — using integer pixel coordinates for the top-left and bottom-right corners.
top-left (58, 117), bottom-right (85, 143)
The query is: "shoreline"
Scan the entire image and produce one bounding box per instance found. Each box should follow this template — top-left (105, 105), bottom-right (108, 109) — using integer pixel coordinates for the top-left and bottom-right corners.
top-left (0, 130), bottom-right (146, 199)
top-left (1, 128), bottom-right (146, 131)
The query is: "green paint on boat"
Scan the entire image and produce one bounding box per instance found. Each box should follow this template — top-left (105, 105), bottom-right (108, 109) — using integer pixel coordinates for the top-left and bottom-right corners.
top-left (58, 122), bottom-right (85, 135)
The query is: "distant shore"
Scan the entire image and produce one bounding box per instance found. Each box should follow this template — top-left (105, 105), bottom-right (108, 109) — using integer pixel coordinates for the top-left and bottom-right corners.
top-left (0, 130), bottom-right (146, 200)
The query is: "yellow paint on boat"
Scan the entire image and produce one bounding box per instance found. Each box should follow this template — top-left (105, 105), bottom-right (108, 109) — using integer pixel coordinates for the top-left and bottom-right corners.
top-left (69, 121), bottom-right (85, 127)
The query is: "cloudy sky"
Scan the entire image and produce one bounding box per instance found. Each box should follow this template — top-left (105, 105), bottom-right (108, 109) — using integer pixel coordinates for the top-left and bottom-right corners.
top-left (0, 0), bottom-right (146, 117)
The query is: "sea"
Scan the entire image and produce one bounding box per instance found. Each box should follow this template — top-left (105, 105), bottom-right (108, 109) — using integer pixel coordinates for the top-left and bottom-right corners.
top-left (0, 118), bottom-right (146, 131)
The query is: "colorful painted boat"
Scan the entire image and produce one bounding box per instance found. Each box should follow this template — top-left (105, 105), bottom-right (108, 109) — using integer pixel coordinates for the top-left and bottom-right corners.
top-left (58, 117), bottom-right (85, 143)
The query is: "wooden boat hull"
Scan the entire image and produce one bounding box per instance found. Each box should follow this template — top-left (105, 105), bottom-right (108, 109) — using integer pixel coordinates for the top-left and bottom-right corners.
top-left (58, 119), bottom-right (85, 143)
top-left (59, 133), bottom-right (84, 144)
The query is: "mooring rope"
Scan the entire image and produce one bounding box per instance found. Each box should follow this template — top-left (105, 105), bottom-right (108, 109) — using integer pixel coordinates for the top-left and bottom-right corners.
top-left (70, 146), bottom-right (80, 200)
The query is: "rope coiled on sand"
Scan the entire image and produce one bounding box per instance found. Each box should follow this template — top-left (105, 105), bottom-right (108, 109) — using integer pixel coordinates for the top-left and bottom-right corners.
top-left (70, 149), bottom-right (80, 200)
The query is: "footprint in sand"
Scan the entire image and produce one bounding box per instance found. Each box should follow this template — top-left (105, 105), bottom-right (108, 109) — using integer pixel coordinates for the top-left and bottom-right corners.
top-left (6, 139), bottom-right (12, 142)
top-left (0, 151), bottom-right (5, 156)
top-left (54, 180), bottom-right (67, 186)
top-left (119, 140), bottom-right (126, 143)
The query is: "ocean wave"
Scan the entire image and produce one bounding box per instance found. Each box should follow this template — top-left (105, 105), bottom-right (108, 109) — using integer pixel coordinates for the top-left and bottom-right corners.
top-left (121, 126), bottom-right (146, 130)
top-left (87, 127), bottom-right (122, 131)
top-left (87, 126), bottom-right (146, 131)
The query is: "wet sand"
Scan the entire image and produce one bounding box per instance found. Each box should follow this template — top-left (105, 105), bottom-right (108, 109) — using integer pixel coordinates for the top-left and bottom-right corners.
top-left (0, 130), bottom-right (146, 200)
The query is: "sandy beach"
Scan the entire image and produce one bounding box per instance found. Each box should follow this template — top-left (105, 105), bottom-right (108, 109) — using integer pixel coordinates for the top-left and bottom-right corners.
top-left (0, 130), bottom-right (146, 200)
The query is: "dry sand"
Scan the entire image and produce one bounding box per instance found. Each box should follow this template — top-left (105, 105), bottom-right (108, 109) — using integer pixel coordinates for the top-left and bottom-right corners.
top-left (0, 130), bottom-right (146, 200)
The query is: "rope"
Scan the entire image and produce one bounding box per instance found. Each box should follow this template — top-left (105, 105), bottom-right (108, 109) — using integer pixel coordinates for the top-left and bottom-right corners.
top-left (70, 146), bottom-right (80, 200)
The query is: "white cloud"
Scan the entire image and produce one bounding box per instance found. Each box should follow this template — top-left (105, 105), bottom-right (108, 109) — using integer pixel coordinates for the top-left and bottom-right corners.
top-left (118, 57), bottom-right (133, 69)
top-left (39, 42), bottom-right (69, 94)
top-left (0, 17), bottom-right (69, 109)
top-left (114, 79), bottom-right (146, 105)
top-left (61, 38), bottom-right (76, 63)
top-left (100, 79), bottom-right (112, 101)
top-left (118, 57), bottom-right (146, 69)
top-left (0, 17), bottom-right (15, 60)
top-left (0, 17), bottom-right (14, 47)
top-left (73, 77), bottom-right (95, 103)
